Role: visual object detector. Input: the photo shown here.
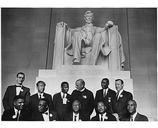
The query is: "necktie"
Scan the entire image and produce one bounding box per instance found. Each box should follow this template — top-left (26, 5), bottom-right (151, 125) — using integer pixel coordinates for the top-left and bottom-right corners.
top-left (39, 94), bottom-right (41, 99)
top-left (63, 93), bottom-right (65, 98)
top-left (74, 115), bottom-right (77, 121)
top-left (101, 114), bottom-right (103, 121)
top-left (103, 90), bottom-right (106, 98)
top-left (130, 116), bottom-right (133, 121)
top-left (17, 110), bottom-right (20, 121)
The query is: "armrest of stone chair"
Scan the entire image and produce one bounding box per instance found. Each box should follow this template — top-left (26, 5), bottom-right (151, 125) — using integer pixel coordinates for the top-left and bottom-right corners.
top-left (147, 116), bottom-right (156, 121)
top-left (101, 46), bottom-right (111, 56)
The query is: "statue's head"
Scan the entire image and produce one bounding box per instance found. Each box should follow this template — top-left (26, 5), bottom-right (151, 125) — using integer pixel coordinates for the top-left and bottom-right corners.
top-left (105, 20), bottom-right (114, 29)
top-left (84, 11), bottom-right (94, 24)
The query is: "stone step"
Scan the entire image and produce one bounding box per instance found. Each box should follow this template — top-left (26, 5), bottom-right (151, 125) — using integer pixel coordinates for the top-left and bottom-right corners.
top-left (39, 67), bottom-right (131, 79)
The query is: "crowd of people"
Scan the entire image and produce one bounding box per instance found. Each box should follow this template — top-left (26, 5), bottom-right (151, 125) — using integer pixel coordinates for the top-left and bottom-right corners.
top-left (2, 72), bottom-right (148, 121)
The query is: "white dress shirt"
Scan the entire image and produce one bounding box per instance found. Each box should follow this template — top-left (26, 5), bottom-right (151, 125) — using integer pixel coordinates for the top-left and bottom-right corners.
top-left (61, 92), bottom-right (67, 104)
top-left (130, 112), bottom-right (137, 121)
top-left (117, 89), bottom-right (124, 100)
top-left (42, 110), bottom-right (50, 121)
top-left (99, 113), bottom-right (107, 121)
top-left (73, 112), bottom-right (79, 121)
top-left (16, 85), bottom-right (22, 95)
top-left (38, 93), bottom-right (45, 99)
top-left (103, 88), bottom-right (109, 97)
top-left (61, 92), bottom-right (67, 98)
top-left (14, 108), bottom-right (21, 120)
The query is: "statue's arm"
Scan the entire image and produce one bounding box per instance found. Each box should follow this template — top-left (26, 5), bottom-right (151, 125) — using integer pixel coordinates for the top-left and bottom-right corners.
top-left (96, 21), bottom-right (114, 33)
top-left (57, 22), bottom-right (81, 47)
top-left (100, 30), bottom-right (111, 56)
top-left (56, 21), bottom-right (67, 28)
top-left (95, 27), bottom-right (106, 33)
top-left (118, 32), bottom-right (125, 70)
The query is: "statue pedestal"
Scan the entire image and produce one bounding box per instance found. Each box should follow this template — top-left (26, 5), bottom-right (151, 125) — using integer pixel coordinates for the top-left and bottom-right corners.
top-left (36, 65), bottom-right (133, 97)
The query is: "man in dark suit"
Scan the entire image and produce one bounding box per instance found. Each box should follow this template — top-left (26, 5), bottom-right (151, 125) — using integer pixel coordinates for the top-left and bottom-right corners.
top-left (91, 101), bottom-right (116, 121)
top-left (122, 100), bottom-right (148, 121)
top-left (95, 78), bottom-right (116, 114)
top-left (52, 81), bottom-right (71, 121)
top-left (71, 79), bottom-right (94, 120)
top-left (29, 81), bottom-right (53, 113)
top-left (3, 72), bottom-right (30, 110)
top-left (2, 95), bottom-right (30, 121)
top-left (31, 98), bottom-right (58, 121)
top-left (113, 79), bottom-right (133, 120)
top-left (63, 100), bottom-right (89, 121)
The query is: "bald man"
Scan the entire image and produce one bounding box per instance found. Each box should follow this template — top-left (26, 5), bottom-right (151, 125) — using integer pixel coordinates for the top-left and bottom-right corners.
top-left (71, 79), bottom-right (94, 119)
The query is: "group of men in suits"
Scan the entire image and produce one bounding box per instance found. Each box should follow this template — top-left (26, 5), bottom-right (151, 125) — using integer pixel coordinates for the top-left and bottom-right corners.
top-left (2, 72), bottom-right (148, 121)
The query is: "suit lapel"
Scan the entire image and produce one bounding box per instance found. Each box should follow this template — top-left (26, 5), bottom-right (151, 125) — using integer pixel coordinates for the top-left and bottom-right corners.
top-left (19, 86), bottom-right (25, 96)
top-left (79, 113), bottom-right (83, 121)
top-left (70, 112), bottom-right (73, 121)
top-left (34, 93), bottom-right (39, 100)
top-left (43, 93), bottom-right (46, 98)
top-left (117, 90), bottom-right (124, 100)
top-left (10, 108), bottom-right (16, 121)
top-left (58, 93), bottom-right (63, 102)
top-left (11, 108), bottom-right (16, 116)
top-left (97, 115), bottom-right (100, 121)
top-left (107, 89), bottom-right (111, 96)
top-left (101, 89), bottom-right (104, 97)
top-left (13, 85), bottom-right (16, 97)
top-left (34, 94), bottom-right (40, 107)
top-left (41, 113), bottom-right (44, 121)
top-left (134, 113), bottom-right (139, 121)
top-left (37, 112), bottom-right (44, 121)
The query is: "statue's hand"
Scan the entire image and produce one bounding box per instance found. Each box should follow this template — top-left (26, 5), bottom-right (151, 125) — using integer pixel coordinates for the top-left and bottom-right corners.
top-left (57, 21), bottom-right (67, 28)
top-left (105, 20), bottom-right (114, 29)
top-left (121, 63), bottom-right (125, 70)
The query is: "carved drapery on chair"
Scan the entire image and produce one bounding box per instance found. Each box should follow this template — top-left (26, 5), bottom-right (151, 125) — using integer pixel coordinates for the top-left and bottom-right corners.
top-left (52, 22), bottom-right (125, 71)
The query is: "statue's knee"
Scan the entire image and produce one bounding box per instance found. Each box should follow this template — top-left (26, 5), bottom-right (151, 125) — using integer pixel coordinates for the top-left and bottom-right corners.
top-left (93, 33), bottom-right (101, 40)
top-left (94, 33), bottom-right (101, 37)
top-left (74, 31), bottom-right (80, 36)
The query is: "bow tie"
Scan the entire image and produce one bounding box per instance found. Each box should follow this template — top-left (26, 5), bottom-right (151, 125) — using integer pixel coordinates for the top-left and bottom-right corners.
top-left (16, 85), bottom-right (22, 87)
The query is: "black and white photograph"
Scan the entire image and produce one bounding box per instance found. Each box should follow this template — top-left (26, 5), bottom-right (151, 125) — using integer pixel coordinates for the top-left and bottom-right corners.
top-left (0, 3), bottom-right (157, 128)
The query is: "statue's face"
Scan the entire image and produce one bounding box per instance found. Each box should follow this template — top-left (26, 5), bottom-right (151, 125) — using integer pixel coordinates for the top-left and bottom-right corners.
top-left (105, 21), bottom-right (114, 29)
top-left (84, 13), bottom-right (93, 24)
